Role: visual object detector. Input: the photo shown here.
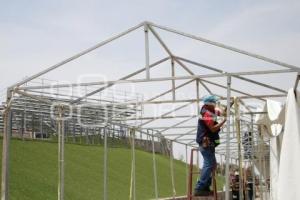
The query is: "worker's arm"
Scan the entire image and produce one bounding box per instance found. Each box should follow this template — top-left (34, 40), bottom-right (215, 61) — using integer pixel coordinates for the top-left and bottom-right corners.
top-left (207, 119), bottom-right (226, 133)
top-left (203, 112), bottom-right (226, 133)
top-left (205, 100), bottom-right (234, 133)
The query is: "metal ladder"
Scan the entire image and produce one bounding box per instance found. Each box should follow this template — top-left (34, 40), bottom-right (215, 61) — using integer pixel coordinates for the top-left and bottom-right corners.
top-left (187, 148), bottom-right (217, 200)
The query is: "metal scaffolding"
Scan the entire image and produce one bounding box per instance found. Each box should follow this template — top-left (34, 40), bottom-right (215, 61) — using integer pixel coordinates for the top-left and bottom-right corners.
top-left (1, 21), bottom-right (300, 200)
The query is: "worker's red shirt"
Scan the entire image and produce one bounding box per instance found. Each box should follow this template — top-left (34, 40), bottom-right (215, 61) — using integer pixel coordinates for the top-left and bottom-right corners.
top-left (201, 105), bottom-right (221, 127)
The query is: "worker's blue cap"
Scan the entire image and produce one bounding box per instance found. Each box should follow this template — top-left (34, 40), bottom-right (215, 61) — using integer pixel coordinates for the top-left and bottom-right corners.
top-left (203, 95), bottom-right (219, 105)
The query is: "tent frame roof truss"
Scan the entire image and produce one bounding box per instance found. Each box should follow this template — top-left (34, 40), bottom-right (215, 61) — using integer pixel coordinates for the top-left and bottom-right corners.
top-left (2, 21), bottom-right (300, 200)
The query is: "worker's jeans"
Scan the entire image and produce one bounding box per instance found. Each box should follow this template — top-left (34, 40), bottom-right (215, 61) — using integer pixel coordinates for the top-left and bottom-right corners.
top-left (195, 145), bottom-right (216, 191)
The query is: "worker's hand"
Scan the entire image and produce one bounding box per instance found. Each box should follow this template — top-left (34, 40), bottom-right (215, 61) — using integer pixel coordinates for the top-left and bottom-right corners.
top-left (220, 118), bottom-right (227, 128)
top-left (222, 101), bottom-right (234, 116)
top-left (222, 110), bottom-right (227, 117)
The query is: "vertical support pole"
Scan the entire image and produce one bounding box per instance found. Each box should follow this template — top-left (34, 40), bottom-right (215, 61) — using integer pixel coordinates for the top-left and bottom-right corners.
top-left (293, 73), bottom-right (300, 91)
top-left (169, 141), bottom-right (176, 198)
top-left (129, 128), bottom-right (136, 200)
top-left (263, 152), bottom-right (267, 200)
top-left (40, 114), bottom-right (43, 139)
top-left (225, 75), bottom-right (231, 200)
top-left (196, 79), bottom-right (200, 115)
top-left (92, 128), bottom-right (95, 145)
top-left (262, 134), bottom-right (267, 200)
top-left (103, 127), bottom-right (108, 200)
top-left (132, 129), bottom-right (136, 200)
top-left (71, 86), bottom-right (75, 143)
top-left (1, 89), bottom-right (12, 200)
top-left (40, 79), bottom-right (44, 139)
top-left (258, 126), bottom-right (264, 200)
top-left (185, 144), bottom-right (189, 194)
top-left (250, 114), bottom-right (256, 199)
top-left (187, 149), bottom-right (196, 200)
top-left (21, 111), bottom-right (24, 139)
top-left (232, 111), bottom-right (236, 138)
top-left (171, 59), bottom-right (176, 101)
top-left (212, 166), bottom-right (218, 200)
top-left (23, 105), bottom-right (26, 140)
top-left (196, 148), bottom-right (199, 170)
top-left (144, 23), bottom-right (150, 80)
top-left (65, 121), bottom-right (68, 143)
top-left (31, 112), bottom-right (35, 139)
top-left (72, 119), bottom-right (76, 143)
top-left (58, 105), bottom-right (65, 200)
top-left (234, 97), bottom-right (244, 200)
top-left (151, 130), bottom-right (158, 199)
top-left (86, 128), bottom-right (89, 144)
top-left (80, 127), bottom-right (83, 144)
top-left (220, 154), bottom-right (223, 176)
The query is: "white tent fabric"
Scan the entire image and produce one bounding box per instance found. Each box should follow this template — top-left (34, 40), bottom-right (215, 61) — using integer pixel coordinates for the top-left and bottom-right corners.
top-left (255, 99), bottom-right (285, 137)
top-left (278, 89), bottom-right (300, 200)
top-left (269, 134), bottom-right (282, 200)
top-left (255, 99), bottom-right (285, 200)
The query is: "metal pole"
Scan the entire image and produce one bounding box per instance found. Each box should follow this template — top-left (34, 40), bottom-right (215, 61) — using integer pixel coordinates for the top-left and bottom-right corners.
top-left (225, 76), bottom-right (231, 200)
top-left (185, 144), bottom-right (189, 194)
top-left (220, 155), bottom-right (223, 176)
top-left (103, 127), bottom-right (108, 200)
top-left (151, 130), bottom-right (158, 199)
top-left (144, 23), bottom-right (150, 80)
top-left (19, 72), bottom-right (294, 90)
top-left (160, 116), bottom-right (195, 133)
top-left (294, 74), bottom-right (300, 91)
top-left (31, 112), bottom-right (35, 139)
top-left (58, 106), bottom-right (64, 200)
top-left (169, 141), bottom-right (176, 198)
top-left (196, 79), bottom-right (200, 115)
top-left (175, 56), bottom-right (287, 94)
top-left (262, 135), bottom-right (267, 200)
top-left (148, 25), bottom-right (214, 98)
top-left (171, 59), bottom-right (175, 101)
top-left (197, 79), bottom-right (265, 102)
top-left (234, 97), bottom-right (244, 200)
top-left (146, 79), bottom-right (194, 102)
top-left (149, 22), bottom-right (300, 71)
top-left (23, 83), bottom-right (27, 140)
top-left (129, 128), bottom-right (136, 200)
top-left (140, 102), bottom-right (193, 126)
top-left (23, 95), bottom-right (27, 140)
top-left (251, 115), bottom-right (256, 200)
top-left (41, 78), bottom-right (44, 139)
top-left (258, 127), bottom-right (264, 200)
top-left (72, 57), bottom-right (169, 104)
top-left (40, 114), bottom-right (43, 139)
top-left (1, 90), bottom-right (12, 200)
top-left (11, 22), bottom-right (144, 88)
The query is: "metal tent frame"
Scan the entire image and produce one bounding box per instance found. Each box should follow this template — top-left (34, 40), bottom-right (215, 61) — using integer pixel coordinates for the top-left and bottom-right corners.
top-left (1, 21), bottom-right (300, 200)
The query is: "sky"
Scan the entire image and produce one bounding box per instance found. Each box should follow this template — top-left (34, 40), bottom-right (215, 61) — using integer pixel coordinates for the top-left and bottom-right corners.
top-left (1, 0), bottom-right (300, 162)
top-left (1, 0), bottom-right (300, 90)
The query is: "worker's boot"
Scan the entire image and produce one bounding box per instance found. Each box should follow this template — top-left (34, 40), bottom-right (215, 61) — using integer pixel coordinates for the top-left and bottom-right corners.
top-left (204, 186), bottom-right (214, 196)
top-left (204, 186), bottom-right (212, 192)
top-left (194, 189), bottom-right (210, 196)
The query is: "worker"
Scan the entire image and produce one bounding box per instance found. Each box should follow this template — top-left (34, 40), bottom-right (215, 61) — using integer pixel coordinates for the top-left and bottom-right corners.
top-left (231, 171), bottom-right (241, 200)
top-left (245, 168), bottom-right (254, 200)
top-left (194, 95), bottom-right (231, 196)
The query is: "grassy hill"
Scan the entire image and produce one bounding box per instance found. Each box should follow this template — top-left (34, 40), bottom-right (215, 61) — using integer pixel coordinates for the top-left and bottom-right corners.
top-left (1, 139), bottom-right (224, 200)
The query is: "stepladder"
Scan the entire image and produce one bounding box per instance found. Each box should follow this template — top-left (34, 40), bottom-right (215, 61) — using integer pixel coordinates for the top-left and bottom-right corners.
top-left (187, 148), bottom-right (218, 200)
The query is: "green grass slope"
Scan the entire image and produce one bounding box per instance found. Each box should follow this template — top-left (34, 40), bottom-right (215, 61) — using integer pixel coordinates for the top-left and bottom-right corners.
top-left (1, 139), bottom-right (224, 200)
